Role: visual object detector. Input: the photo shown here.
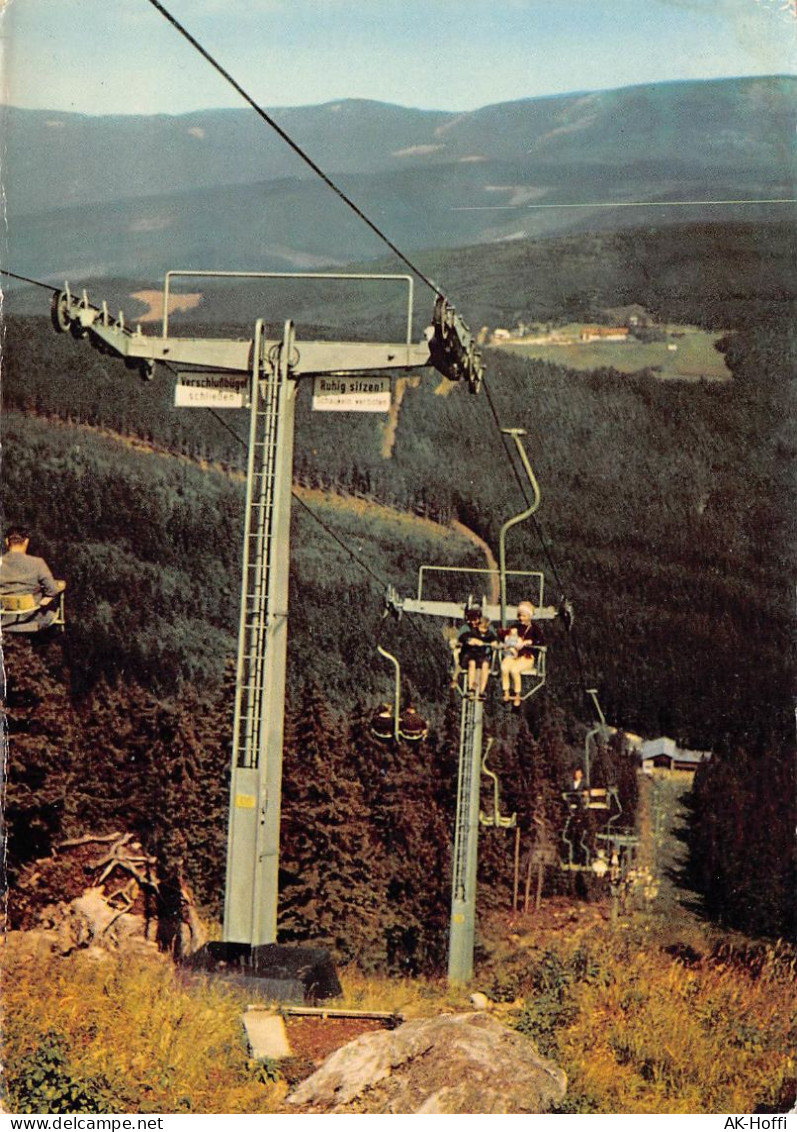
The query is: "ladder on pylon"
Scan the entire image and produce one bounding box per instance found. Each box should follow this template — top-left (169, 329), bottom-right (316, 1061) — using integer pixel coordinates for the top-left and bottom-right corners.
top-left (232, 324), bottom-right (284, 772)
top-left (452, 697), bottom-right (479, 902)
top-left (224, 321), bottom-right (298, 946)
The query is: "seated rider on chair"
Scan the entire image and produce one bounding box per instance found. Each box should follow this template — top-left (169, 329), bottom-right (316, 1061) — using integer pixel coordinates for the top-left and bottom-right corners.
top-left (0, 527), bottom-right (65, 633)
top-left (499, 600), bottom-right (543, 708)
top-left (457, 607), bottom-right (497, 701)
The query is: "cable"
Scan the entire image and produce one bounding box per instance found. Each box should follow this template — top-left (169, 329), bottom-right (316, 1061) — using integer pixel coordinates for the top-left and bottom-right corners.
top-left (480, 372), bottom-right (595, 699)
top-left (290, 490), bottom-right (392, 590)
top-left (0, 268), bottom-right (450, 651)
top-left (453, 197), bottom-right (797, 212)
top-left (1, 268), bottom-right (58, 291)
top-left (205, 406), bottom-right (249, 449)
top-left (8, 262), bottom-right (594, 705)
top-left (481, 375), bottom-right (563, 587)
top-left (144, 0), bottom-right (443, 299)
top-left (200, 404), bottom-right (430, 647)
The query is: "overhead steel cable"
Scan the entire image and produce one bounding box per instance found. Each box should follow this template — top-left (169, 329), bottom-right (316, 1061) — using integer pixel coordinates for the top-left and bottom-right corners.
top-left (5, 261), bottom-right (593, 691)
top-left (481, 374), bottom-right (565, 591)
top-left (143, 0), bottom-right (443, 299)
top-left (183, 379), bottom-right (404, 592)
top-left (200, 400), bottom-right (434, 647)
top-left (2, 267), bottom-right (449, 652)
top-left (1, 268), bottom-right (58, 290)
top-left (481, 372), bottom-right (594, 696)
top-left (453, 197), bottom-right (797, 212)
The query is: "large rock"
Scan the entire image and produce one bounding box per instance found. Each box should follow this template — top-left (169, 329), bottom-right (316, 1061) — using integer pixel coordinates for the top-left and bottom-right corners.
top-left (286, 1011), bottom-right (567, 1114)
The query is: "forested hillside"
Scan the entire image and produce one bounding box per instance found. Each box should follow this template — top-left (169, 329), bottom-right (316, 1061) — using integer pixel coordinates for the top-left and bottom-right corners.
top-left (2, 220), bottom-right (794, 945)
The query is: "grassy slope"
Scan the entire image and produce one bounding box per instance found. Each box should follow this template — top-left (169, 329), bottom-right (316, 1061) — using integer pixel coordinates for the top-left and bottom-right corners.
top-left (1, 219), bottom-right (794, 1114)
top-left (3, 891), bottom-right (794, 1114)
top-left (499, 325), bottom-right (731, 381)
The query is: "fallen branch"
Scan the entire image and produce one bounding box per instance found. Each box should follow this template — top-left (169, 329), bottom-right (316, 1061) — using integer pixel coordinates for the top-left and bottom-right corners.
top-left (56, 831), bottom-right (123, 850)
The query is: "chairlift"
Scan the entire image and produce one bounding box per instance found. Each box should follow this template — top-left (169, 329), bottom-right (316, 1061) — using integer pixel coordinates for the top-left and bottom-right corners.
top-left (0, 583), bottom-right (66, 633)
top-left (559, 784), bottom-right (623, 872)
top-left (479, 739), bottom-right (516, 829)
top-left (559, 807), bottom-right (593, 871)
top-left (369, 642), bottom-right (428, 744)
top-left (382, 422), bottom-right (567, 713)
top-left (561, 785), bottom-right (610, 812)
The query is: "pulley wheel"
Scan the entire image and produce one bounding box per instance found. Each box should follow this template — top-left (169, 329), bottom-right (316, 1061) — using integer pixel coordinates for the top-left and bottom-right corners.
top-left (50, 290), bottom-right (71, 333)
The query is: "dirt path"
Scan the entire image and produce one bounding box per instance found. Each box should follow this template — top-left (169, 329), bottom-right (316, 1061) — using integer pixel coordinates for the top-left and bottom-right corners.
top-left (450, 520), bottom-right (500, 604)
top-left (636, 771), bottom-right (710, 945)
top-left (379, 375), bottom-right (421, 458)
top-left (130, 289), bottom-right (203, 324)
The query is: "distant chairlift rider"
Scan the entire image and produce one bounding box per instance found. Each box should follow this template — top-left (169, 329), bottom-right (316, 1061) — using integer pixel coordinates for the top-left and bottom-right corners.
top-left (0, 527), bottom-right (65, 633)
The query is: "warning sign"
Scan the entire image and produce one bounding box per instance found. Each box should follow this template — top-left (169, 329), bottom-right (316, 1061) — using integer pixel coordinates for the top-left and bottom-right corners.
top-left (312, 375), bottom-right (391, 412)
top-left (174, 377), bottom-right (247, 409)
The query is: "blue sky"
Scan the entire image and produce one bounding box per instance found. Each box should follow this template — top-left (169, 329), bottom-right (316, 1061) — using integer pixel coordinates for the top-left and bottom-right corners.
top-left (2, 0), bottom-right (795, 115)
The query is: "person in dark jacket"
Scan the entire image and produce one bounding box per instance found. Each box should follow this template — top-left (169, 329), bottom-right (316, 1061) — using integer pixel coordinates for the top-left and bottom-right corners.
top-left (0, 527), bottom-right (64, 633)
top-left (399, 704), bottom-right (428, 742)
top-left (371, 703), bottom-right (396, 741)
top-left (457, 607), bottom-right (497, 700)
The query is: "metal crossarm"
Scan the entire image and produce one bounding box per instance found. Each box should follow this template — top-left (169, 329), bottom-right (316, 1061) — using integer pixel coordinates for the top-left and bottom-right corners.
top-left (50, 270), bottom-right (486, 953)
top-left (50, 279), bottom-right (483, 387)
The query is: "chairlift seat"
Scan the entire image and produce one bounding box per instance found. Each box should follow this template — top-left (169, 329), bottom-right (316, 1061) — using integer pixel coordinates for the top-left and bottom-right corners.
top-left (398, 713), bottom-right (428, 742)
top-left (370, 711), bottom-right (396, 742)
top-left (516, 645), bottom-right (547, 701)
top-left (587, 788), bottom-right (610, 810)
top-left (0, 585), bottom-right (66, 632)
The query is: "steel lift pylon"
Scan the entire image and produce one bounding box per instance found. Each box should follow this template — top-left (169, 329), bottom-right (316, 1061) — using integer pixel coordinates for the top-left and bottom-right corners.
top-left (50, 271), bottom-right (484, 949)
top-left (385, 430), bottom-right (564, 983)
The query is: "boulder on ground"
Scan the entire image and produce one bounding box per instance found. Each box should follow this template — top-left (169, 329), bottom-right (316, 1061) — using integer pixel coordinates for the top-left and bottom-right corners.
top-left (287, 1011), bottom-right (567, 1114)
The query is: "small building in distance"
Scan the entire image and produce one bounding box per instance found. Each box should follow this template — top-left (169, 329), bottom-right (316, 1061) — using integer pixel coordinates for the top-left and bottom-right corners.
top-left (640, 736), bottom-right (711, 775)
top-left (580, 326), bottom-right (630, 342)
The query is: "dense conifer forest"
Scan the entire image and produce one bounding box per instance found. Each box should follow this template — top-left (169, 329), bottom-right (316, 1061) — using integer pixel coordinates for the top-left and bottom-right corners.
top-left (2, 221), bottom-right (794, 954)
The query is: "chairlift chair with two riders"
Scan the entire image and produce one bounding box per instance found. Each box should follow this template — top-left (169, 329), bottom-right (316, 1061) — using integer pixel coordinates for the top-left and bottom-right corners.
top-left (559, 689), bottom-right (638, 873)
top-left (369, 604), bottom-right (429, 744)
top-left (378, 428), bottom-right (574, 708)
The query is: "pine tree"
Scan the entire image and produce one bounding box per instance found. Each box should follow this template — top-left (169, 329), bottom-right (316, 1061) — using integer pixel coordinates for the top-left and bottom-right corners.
top-left (279, 685), bottom-right (386, 965)
top-left (2, 637), bottom-right (77, 882)
top-left (349, 705), bottom-right (451, 974)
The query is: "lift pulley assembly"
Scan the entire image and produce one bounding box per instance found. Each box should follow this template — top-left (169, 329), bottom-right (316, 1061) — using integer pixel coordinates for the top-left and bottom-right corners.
top-left (50, 281), bottom-right (484, 392)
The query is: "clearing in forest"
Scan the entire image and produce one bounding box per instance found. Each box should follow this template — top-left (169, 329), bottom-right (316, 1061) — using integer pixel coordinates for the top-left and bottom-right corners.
top-left (495, 324), bottom-right (731, 381)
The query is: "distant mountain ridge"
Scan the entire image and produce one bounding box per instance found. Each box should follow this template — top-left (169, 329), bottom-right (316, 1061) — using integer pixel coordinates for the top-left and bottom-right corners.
top-left (5, 76), bottom-right (794, 284)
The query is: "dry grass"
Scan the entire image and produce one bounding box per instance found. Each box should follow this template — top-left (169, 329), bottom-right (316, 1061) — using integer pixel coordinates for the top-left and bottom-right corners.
top-left (2, 921), bottom-right (793, 1114)
top-left (1, 939), bottom-right (286, 1114)
top-left (332, 966), bottom-right (461, 1017)
top-left (504, 926), bottom-right (796, 1114)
